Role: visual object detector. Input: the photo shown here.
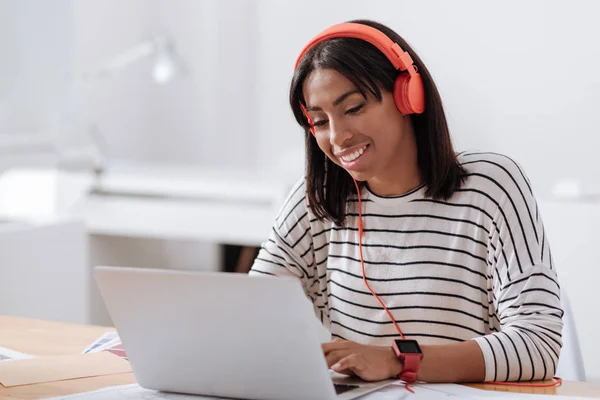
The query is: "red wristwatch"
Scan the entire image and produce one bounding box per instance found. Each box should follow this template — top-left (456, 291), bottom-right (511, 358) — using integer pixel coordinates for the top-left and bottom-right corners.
top-left (392, 339), bottom-right (423, 383)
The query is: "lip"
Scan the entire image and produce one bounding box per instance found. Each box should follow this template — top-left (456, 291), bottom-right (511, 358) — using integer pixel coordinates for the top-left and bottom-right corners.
top-left (333, 144), bottom-right (370, 158)
top-left (337, 144), bottom-right (370, 170)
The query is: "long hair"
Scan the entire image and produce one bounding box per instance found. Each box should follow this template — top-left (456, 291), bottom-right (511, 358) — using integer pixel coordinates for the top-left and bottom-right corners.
top-left (289, 19), bottom-right (465, 226)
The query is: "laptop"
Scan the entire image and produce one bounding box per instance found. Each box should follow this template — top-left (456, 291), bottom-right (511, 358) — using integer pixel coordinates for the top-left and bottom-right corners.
top-left (94, 266), bottom-right (394, 400)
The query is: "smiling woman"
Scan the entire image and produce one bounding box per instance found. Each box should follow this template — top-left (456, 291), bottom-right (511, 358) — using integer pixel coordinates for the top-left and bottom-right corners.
top-left (249, 19), bottom-right (563, 386)
top-left (302, 68), bottom-right (419, 196)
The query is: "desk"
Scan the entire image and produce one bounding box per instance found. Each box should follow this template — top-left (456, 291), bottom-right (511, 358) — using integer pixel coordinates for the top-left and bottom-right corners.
top-left (67, 165), bottom-right (292, 246)
top-left (0, 316), bottom-right (135, 399)
top-left (1, 316), bottom-right (599, 399)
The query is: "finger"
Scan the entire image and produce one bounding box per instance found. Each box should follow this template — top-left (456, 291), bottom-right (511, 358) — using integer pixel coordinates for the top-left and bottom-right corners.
top-left (331, 366), bottom-right (354, 376)
top-left (331, 353), bottom-right (366, 375)
top-left (322, 339), bottom-right (352, 354)
top-left (325, 349), bottom-right (352, 368)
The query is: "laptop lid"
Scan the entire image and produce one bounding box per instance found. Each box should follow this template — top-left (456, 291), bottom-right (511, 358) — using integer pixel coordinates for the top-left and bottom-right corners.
top-left (94, 266), bottom-right (338, 400)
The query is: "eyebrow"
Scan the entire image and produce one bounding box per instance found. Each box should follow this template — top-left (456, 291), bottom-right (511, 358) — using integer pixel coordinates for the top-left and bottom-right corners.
top-left (305, 90), bottom-right (362, 112)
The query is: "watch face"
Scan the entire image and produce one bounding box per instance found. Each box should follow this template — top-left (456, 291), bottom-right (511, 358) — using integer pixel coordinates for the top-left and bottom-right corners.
top-left (395, 339), bottom-right (422, 354)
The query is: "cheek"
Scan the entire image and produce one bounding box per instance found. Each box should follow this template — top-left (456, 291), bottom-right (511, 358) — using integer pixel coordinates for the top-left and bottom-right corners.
top-left (314, 135), bottom-right (344, 166)
top-left (362, 110), bottom-right (389, 135)
top-left (315, 135), bottom-right (332, 156)
top-left (368, 113), bottom-right (402, 146)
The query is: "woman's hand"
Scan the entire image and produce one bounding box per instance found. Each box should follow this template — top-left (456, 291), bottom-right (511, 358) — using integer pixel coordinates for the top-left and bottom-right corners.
top-left (322, 338), bottom-right (403, 381)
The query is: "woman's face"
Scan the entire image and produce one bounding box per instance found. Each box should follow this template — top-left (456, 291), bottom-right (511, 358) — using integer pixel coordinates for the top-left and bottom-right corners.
top-left (302, 68), bottom-right (418, 190)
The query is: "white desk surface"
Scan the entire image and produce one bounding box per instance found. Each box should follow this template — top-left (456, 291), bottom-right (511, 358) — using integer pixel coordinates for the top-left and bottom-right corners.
top-left (73, 165), bottom-right (294, 246)
top-left (0, 165), bottom-right (298, 247)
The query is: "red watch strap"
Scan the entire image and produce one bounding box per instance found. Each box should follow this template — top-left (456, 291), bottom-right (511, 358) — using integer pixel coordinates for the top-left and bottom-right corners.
top-left (399, 353), bottom-right (421, 383)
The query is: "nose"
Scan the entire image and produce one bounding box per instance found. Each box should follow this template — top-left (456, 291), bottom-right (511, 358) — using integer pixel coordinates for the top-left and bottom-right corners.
top-left (329, 117), bottom-right (353, 147)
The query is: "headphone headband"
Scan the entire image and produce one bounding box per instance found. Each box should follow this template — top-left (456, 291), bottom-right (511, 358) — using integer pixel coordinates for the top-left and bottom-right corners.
top-left (294, 22), bottom-right (415, 73)
top-left (296, 22), bottom-right (426, 119)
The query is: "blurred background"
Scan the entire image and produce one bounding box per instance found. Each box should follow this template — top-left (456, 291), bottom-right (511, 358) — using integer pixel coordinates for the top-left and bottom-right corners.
top-left (0, 0), bottom-right (598, 381)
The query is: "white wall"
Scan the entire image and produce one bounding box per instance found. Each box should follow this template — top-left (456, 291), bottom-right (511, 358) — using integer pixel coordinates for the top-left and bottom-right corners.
top-left (0, 0), bottom-right (73, 168)
top-left (70, 0), bottom-right (259, 169)
top-left (3, 0), bottom-right (599, 190)
top-left (0, 0), bottom-right (72, 136)
top-left (538, 200), bottom-right (600, 382)
top-left (255, 0), bottom-right (600, 196)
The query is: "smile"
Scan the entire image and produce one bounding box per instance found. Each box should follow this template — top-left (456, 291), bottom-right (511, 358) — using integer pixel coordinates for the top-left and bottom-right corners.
top-left (339, 144), bottom-right (369, 169)
top-left (340, 145), bottom-right (367, 162)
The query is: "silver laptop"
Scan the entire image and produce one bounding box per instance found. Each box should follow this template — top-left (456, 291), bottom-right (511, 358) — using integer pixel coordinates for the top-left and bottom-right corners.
top-left (94, 266), bottom-right (394, 400)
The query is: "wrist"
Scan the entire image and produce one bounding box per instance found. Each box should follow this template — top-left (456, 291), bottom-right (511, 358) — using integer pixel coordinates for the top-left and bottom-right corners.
top-left (391, 339), bottom-right (423, 383)
top-left (388, 347), bottom-right (404, 378)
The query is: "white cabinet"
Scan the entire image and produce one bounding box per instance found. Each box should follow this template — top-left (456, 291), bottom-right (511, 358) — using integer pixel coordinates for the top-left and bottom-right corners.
top-left (0, 218), bottom-right (89, 324)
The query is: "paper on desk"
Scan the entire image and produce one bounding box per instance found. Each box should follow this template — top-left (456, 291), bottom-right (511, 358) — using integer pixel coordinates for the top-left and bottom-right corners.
top-left (38, 382), bottom-right (537, 400)
top-left (47, 383), bottom-right (446, 400)
top-left (373, 384), bottom-right (592, 400)
top-left (44, 381), bottom-right (594, 400)
top-left (0, 346), bottom-right (34, 362)
top-left (82, 332), bottom-right (120, 353)
top-left (0, 351), bottom-right (131, 387)
top-left (45, 383), bottom-right (222, 399)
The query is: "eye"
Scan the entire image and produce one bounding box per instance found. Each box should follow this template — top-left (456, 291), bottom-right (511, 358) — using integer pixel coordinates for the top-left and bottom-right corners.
top-left (313, 119), bottom-right (328, 127)
top-left (346, 103), bottom-right (365, 115)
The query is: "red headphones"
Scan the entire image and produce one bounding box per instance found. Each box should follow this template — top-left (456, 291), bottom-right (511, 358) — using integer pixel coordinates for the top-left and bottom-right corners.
top-left (295, 22), bottom-right (426, 135)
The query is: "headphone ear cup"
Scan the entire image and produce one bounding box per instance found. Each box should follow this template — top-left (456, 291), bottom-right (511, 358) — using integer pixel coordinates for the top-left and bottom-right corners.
top-left (393, 74), bottom-right (412, 114)
top-left (393, 72), bottom-right (426, 115)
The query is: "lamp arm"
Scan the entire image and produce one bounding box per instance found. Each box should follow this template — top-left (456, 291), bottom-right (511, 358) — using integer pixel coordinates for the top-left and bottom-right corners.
top-left (84, 37), bottom-right (163, 81)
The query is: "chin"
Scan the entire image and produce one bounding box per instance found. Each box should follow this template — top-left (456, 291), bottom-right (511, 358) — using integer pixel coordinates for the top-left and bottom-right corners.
top-left (345, 170), bottom-right (371, 183)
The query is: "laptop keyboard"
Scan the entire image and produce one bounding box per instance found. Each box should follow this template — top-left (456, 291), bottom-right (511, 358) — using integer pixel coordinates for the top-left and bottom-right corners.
top-left (334, 383), bottom-right (359, 395)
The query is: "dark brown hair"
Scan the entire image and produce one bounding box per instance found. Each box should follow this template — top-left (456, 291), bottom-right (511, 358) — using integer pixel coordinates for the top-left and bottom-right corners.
top-left (289, 19), bottom-right (465, 226)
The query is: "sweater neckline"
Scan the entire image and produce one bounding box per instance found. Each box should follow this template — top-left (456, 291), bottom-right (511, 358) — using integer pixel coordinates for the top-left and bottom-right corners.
top-left (362, 182), bottom-right (427, 206)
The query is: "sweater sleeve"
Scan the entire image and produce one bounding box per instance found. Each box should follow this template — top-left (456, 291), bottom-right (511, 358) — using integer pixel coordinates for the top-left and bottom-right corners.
top-left (249, 179), bottom-right (321, 306)
top-left (473, 163), bottom-right (563, 382)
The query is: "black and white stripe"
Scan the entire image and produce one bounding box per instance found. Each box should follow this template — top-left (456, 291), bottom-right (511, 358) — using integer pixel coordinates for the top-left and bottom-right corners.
top-left (250, 152), bottom-right (563, 382)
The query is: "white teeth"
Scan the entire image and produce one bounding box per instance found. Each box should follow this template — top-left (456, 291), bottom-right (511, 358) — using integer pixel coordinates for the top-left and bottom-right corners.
top-left (341, 146), bottom-right (366, 163)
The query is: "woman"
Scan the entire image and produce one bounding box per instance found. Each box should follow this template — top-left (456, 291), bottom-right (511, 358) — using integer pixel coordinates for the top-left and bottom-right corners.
top-left (249, 19), bottom-right (562, 384)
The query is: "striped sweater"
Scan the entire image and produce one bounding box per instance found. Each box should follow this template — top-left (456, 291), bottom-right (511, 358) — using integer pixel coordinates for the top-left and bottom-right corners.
top-left (249, 152), bottom-right (563, 382)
